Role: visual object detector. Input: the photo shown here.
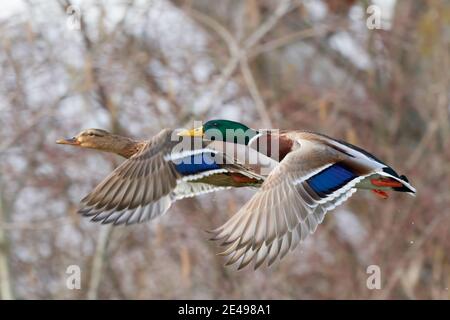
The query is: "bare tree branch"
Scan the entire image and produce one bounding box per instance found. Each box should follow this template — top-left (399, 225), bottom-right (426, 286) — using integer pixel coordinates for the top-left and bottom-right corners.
top-left (0, 186), bottom-right (14, 300)
top-left (187, 0), bottom-right (293, 125)
top-left (240, 55), bottom-right (272, 127)
top-left (87, 225), bottom-right (113, 300)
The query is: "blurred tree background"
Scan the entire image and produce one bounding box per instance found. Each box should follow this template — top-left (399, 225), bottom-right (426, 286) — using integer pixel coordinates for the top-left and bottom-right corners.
top-left (0, 0), bottom-right (449, 299)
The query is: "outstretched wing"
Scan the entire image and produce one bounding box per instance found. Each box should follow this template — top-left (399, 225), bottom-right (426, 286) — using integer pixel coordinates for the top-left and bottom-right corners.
top-left (78, 130), bottom-right (267, 225)
top-left (210, 136), bottom-right (379, 269)
top-left (78, 129), bottom-right (183, 224)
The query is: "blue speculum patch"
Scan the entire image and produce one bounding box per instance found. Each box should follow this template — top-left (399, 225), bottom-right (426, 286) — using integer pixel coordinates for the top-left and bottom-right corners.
top-left (307, 163), bottom-right (356, 195)
top-left (174, 152), bottom-right (220, 175)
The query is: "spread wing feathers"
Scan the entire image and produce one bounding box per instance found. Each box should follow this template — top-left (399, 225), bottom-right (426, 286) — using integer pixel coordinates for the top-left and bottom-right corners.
top-left (210, 139), bottom-right (377, 269)
top-left (220, 183), bottom-right (360, 270)
top-left (173, 181), bottom-right (232, 200)
top-left (78, 129), bottom-right (182, 225)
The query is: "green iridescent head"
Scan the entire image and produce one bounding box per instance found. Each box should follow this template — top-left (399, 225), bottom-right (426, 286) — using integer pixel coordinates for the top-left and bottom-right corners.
top-left (178, 119), bottom-right (258, 145)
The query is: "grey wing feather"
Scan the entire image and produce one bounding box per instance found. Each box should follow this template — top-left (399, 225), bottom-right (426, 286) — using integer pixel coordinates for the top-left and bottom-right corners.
top-left (210, 139), bottom-right (367, 269)
top-left (79, 129), bottom-right (181, 225)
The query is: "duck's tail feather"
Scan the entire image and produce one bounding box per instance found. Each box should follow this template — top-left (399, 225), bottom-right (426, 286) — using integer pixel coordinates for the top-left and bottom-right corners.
top-left (379, 168), bottom-right (416, 196)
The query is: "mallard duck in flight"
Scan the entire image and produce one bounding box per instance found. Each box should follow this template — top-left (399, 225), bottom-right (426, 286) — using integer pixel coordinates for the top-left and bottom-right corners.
top-left (57, 120), bottom-right (415, 270)
top-left (180, 120), bottom-right (416, 269)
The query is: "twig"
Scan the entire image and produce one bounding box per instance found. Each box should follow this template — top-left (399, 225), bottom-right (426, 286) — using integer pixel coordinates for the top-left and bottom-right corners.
top-left (249, 25), bottom-right (330, 59)
top-left (243, 0), bottom-right (292, 50)
top-left (188, 0), bottom-right (293, 122)
top-left (0, 186), bottom-right (14, 300)
top-left (240, 55), bottom-right (272, 127)
top-left (187, 8), bottom-right (239, 57)
top-left (87, 224), bottom-right (113, 300)
top-left (0, 96), bottom-right (66, 157)
top-left (0, 216), bottom-right (73, 230)
top-left (406, 121), bottom-right (439, 170)
top-left (375, 209), bottom-right (450, 299)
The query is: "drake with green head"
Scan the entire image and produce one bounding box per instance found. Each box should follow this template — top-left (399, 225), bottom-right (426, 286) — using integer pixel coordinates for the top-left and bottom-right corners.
top-left (182, 119), bottom-right (416, 269)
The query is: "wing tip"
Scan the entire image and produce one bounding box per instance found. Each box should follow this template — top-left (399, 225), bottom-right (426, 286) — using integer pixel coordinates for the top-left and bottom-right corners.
top-left (379, 169), bottom-right (417, 195)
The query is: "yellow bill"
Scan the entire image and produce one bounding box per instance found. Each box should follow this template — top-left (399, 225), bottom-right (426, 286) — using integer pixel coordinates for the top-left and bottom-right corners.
top-left (177, 126), bottom-right (204, 137)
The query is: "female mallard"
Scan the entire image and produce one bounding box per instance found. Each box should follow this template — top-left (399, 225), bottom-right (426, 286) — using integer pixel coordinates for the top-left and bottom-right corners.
top-left (181, 120), bottom-right (416, 269)
top-left (56, 128), bottom-right (272, 225)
